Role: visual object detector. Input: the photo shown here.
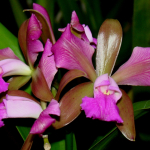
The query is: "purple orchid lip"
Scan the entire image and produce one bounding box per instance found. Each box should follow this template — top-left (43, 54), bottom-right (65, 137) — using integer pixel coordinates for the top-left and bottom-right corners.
top-left (0, 101), bottom-right (7, 127)
top-left (81, 74), bottom-right (123, 123)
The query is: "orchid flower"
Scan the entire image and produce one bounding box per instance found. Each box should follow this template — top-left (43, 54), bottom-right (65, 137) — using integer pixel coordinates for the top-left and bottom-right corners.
top-left (0, 90), bottom-right (60, 134)
top-left (0, 14), bottom-right (42, 93)
top-left (0, 12), bottom-right (57, 102)
top-left (58, 11), bottom-right (97, 48)
top-left (51, 16), bottom-right (150, 139)
top-left (81, 19), bottom-right (150, 124)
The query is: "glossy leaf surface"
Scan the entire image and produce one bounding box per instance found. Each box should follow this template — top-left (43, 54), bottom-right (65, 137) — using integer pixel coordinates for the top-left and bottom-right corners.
top-left (0, 23), bottom-right (24, 62)
top-left (8, 75), bottom-right (31, 91)
top-left (116, 89), bottom-right (135, 141)
top-left (31, 67), bottom-right (53, 102)
top-left (52, 82), bottom-right (94, 129)
top-left (18, 19), bottom-right (29, 63)
top-left (96, 19), bottom-right (122, 76)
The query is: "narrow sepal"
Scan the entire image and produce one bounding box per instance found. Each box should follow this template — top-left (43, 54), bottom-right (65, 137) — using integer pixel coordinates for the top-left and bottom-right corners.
top-left (31, 67), bottom-right (53, 102)
top-left (21, 134), bottom-right (36, 150)
top-left (18, 19), bottom-right (29, 62)
top-left (8, 75), bottom-right (31, 90)
top-left (116, 89), bottom-right (135, 141)
top-left (52, 82), bottom-right (94, 129)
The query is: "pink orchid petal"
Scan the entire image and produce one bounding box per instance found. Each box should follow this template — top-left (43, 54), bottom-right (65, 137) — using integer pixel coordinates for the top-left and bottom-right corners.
top-left (27, 14), bottom-right (44, 66)
top-left (0, 101), bottom-right (7, 127)
top-left (0, 47), bottom-right (20, 60)
top-left (30, 115), bottom-right (55, 134)
top-left (83, 25), bottom-right (93, 42)
top-left (81, 95), bottom-right (123, 123)
top-left (33, 3), bottom-right (51, 29)
top-left (0, 59), bottom-right (31, 77)
top-left (3, 95), bottom-right (42, 119)
top-left (94, 74), bottom-right (122, 102)
top-left (30, 100), bottom-right (60, 134)
top-left (94, 74), bottom-right (110, 88)
top-left (52, 24), bottom-right (96, 81)
top-left (58, 27), bottom-right (66, 32)
top-left (93, 38), bottom-right (97, 45)
top-left (38, 39), bottom-right (57, 88)
top-left (112, 47), bottom-right (150, 86)
top-left (0, 73), bottom-right (9, 93)
top-left (71, 11), bottom-right (84, 32)
top-left (42, 100), bottom-right (60, 116)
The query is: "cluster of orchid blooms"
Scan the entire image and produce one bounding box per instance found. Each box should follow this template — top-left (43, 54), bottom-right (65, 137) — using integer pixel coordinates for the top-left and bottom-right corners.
top-left (1, 2), bottom-right (150, 149)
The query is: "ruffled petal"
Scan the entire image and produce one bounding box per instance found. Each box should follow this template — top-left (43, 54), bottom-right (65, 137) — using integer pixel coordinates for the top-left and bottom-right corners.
top-left (30, 99), bottom-right (60, 134)
top-left (0, 72), bottom-right (9, 93)
top-left (112, 47), bottom-right (150, 86)
top-left (81, 95), bottom-right (123, 123)
top-left (38, 39), bottom-right (57, 88)
top-left (52, 24), bottom-right (96, 81)
top-left (27, 14), bottom-right (44, 66)
top-left (3, 95), bottom-right (43, 119)
top-left (0, 101), bottom-right (7, 127)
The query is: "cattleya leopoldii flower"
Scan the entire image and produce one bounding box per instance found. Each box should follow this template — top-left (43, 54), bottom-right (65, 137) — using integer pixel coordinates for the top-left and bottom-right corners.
top-left (51, 14), bottom-right (150, 128)
top-left (0, 3), bottom-right (59, 134)
top-left (0, 11), bottom-right (57, 100)
top-left (0, 91), bottom-right (60, 134)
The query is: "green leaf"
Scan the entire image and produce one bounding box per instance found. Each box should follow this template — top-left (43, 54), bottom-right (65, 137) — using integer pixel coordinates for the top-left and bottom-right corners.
top-left (16, 126), bottom-right (31, 141)
top-left (0, 23), bottom-right (33, 141)
top-left (133, 0), bottom-right (150, 48)
top-left (0, 23), bottom-right (24, 62)
top-left (89, 100), bottom-right (150, 149)
top-left (51, 139), bottom-right (66, 150)
top-left (80, 0), bottom-right (97, 32)
top-left (65, 132), bottom-right (77, 150)
top-left (9, 0), bottom-right (27, 28)
top-left (56, 0), bottom-right (72, 23)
